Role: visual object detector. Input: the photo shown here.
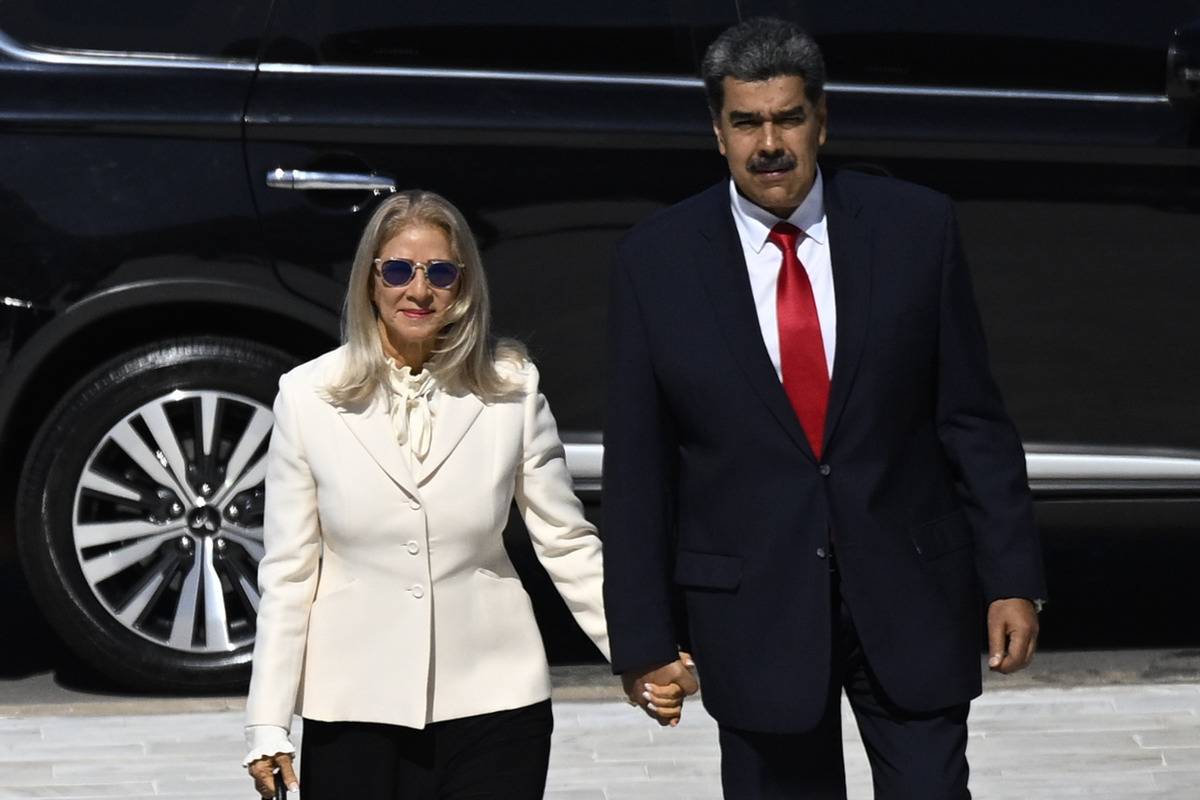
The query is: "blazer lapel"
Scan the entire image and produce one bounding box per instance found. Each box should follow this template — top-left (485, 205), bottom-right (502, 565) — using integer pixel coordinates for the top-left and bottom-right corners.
top-left (415, 388), bottom-right (484, 484)
top-left (691, 183), bottom-right (813, 457)
top-left (331, 391), bottom-right (421, 499)
top-left (821, 172), bottom-right (872, 453)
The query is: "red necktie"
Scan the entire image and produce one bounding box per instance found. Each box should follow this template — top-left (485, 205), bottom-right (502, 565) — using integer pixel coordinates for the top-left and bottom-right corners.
top-left (769, 222), bottom-right (830, 459)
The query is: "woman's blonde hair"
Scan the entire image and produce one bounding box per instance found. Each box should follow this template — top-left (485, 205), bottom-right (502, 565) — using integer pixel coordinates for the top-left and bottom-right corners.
top-left (324, 189), bottom-right (526, 405)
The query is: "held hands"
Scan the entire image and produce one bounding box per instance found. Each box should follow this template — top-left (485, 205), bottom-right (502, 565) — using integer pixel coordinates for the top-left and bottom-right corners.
top-left (622, 652), bottom-right (699, 727)
top-left (247, 753), bottom-right (297, 799)
top-left (987, 598), bottom-right (1039, 674)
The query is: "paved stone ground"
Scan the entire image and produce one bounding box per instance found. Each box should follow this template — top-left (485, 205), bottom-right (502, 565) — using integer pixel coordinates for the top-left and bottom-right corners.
top-left (0, 683), bottom-right (1197, 799)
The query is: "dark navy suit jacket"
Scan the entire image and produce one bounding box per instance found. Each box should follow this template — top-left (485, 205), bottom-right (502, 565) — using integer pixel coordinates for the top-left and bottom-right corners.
top-left (602, 168), bottom-right (1047, 734)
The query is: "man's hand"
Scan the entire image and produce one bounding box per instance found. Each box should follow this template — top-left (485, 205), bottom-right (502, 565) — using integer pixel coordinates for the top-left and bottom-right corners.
top-left (247, 753), bottom-right (297, 799)
top-left (987, 598), bottom-right (1039, 674)
top-left (622, 653), bottom-right (699, 727)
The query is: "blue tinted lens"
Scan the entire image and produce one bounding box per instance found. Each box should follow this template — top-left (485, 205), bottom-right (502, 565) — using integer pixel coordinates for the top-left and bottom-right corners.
top-left (426, 260), bottom-right (460, 288)
top-left (380, 259), bottom-right (415, 286)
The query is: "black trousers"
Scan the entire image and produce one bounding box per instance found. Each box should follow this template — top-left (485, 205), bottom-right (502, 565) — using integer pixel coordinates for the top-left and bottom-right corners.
top-left (299, 699), bottom-right (553, 800)
top-left (719, 561), bottom-right (971, 800)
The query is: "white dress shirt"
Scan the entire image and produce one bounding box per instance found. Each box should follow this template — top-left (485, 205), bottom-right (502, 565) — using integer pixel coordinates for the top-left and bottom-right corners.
top-left (728, 171), bottom-right (836, 379)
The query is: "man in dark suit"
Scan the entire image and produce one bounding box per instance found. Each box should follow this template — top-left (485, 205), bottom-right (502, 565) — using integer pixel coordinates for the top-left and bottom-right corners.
top-left (602, 17), bottom-right (1046, 799)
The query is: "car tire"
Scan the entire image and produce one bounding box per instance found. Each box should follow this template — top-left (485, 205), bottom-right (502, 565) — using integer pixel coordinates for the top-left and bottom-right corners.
top-left (16, 337), bottom-right (298, 692)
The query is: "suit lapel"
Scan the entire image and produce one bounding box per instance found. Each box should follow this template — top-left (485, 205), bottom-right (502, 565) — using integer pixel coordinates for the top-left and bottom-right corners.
top-left (332, 391), bottom-right (421, 499)
top-left (691, 183), bottom-right (813, 457)
top-left (415, 388), bottom-right (484, 484)
top-left (822, 173), bottom-right (872, 453)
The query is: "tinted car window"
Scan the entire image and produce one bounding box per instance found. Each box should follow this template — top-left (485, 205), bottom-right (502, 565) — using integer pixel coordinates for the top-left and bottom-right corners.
top-left (0, 0), bottom-right (269, 59)
top-left (747, 0), bottom-right (1200, 93)
top-left (264, 0), bottom-right (734, 74)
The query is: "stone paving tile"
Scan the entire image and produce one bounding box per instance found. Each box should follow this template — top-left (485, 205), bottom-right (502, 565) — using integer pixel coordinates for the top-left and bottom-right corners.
top-left (0, 785), bottom-right (156, 799)
top-left (48, 762), bottom-right (165, 783)
top-left (159, 776), bottom-right (250, 796)
top-left (0, 731), bottom-right (42, 747)
top-left (1152, 768), bottom-right (1200, 789)
top-left (0, 744), bottom-right (145, 762)
top-left (0, 766), bottom-right (54, 788)
top-left (1160, 748), bottom-right (1200, 768)
top-left (1135, 728), bottom-right (1200, 748)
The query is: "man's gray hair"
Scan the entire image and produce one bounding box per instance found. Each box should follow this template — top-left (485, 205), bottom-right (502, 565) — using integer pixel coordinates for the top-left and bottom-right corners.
top-left (701, 17), bottom-right (826, 118)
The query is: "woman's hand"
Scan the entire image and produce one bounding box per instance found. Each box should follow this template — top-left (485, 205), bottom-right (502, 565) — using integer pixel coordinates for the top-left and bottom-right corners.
top-left (247, 753), bottom-right (298, 799)
top-left (626, 651), bottom-right (699, 727)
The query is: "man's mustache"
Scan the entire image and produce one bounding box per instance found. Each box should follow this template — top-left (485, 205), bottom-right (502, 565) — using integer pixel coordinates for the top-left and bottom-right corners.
top-left (748, 154), bottom-right (797, 173)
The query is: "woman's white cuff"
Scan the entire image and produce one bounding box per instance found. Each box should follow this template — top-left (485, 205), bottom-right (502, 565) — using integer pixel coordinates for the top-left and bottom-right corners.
top-left (242, 725), bottom-right (295, 768)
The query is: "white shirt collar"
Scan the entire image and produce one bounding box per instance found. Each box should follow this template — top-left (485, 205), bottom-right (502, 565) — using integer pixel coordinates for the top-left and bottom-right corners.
top-left (728, 168), bottom-right (827, 253)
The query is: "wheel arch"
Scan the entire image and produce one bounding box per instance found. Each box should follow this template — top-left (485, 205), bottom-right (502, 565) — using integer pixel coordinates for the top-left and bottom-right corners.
top-left (0, 279), bottom-right (340, 546)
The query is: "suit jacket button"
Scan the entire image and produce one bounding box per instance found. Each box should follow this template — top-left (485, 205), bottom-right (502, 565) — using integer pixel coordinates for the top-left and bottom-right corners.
top-left (409, 499), bottom-right (422, 510)
top-left (410, 585), bottom-right (425, 599)
top-left (818, 464), bottom-right (832, 476)
top-left (816, 547), bottom-right (827, 559)
top-left (406, 541), bottom-right (420, 555)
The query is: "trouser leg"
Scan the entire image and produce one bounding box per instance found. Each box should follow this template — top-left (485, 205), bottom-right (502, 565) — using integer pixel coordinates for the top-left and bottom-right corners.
top-left (299, 718), bottom-right (434, 800)
top-left (434, 699), bottom-right (554, 800)
top-left (835, 570), bottom-right (971, 800)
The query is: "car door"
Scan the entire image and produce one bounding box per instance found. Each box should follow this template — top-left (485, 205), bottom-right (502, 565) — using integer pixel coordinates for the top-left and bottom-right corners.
top-left (745, 0), bottom-right (1200, 498)
top-left (243, 0), bottom-right (739, 659)
top-left (0, 0), bottom-right (293, 691)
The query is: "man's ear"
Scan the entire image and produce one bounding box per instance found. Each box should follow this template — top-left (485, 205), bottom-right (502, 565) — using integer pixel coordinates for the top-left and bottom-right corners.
top-left (816, 96), bottom-right (828, 147)
top-left (712, 118), bottom-right (727, 156)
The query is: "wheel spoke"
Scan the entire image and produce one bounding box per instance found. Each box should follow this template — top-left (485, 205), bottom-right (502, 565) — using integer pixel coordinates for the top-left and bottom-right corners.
top-left (79, 468), bottom-right (144, 503)
top-left (168, 549), bottom-right (202, 649)
top-left (216, 409), bottom-right (273, 504)
top-left (222, 530), bottom-right (265, 561)
top-left (227, 523), bottom-right (263, 541)
top-left (216, 458), bottom-right (266, 507)
top-left (75, 520), bottom-right (186, 549)
top-left (108, 419), bottom-right (183, 496)
top-left (115, 557), bottom-right (175, 627)
top-left (201, 539), bottom-right (232, 651)
top-left (141, 401), bottom-right (199, 504)
top-left (237, 574), bottom-right (261, 613)
top-left (199, 393), bottom-right (219, 459)
top-left (80, 530), bottom-right (179, 585)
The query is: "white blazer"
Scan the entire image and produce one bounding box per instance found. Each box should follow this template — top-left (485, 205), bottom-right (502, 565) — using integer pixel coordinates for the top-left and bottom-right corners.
top-left (245, 347), bottom-right (609, 730)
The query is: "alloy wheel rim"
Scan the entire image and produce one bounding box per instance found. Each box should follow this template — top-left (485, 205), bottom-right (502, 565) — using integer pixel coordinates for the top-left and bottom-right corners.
top-left (71, 389), bottom-right (272, 654)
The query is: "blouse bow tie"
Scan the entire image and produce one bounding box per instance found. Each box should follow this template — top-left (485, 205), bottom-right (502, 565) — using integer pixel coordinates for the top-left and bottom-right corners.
top-left (386, 362), bottom-right (436, 461)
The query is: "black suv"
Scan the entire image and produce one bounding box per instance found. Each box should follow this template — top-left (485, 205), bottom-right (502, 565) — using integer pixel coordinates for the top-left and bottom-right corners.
top-left (2, 1), bottom-right (1198, 690)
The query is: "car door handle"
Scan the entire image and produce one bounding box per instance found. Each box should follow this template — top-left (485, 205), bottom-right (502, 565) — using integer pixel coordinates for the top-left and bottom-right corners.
top-left (265, 168), bottom-right (397, 193)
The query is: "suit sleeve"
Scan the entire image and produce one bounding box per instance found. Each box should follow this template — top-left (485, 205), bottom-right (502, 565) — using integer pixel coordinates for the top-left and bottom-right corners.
top-left (935, 199), bottom-right (1047, 603)
top-left (514, 362), bottom-right (611, 661)
top-left (601, 241), bottom-right (683, 674)
top-left (244, 373), bottom-right (322, 729)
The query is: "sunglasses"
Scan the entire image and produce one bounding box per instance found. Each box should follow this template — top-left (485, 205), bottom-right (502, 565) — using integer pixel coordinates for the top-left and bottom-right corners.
top-left (372, 258), bottom-right (462, 289)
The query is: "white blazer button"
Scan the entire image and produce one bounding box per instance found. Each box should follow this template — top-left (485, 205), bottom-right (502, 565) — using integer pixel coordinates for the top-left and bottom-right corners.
top-left (409, 499), bottom-right (422, 510)
top-left (406, 541), bottom-right (420, 555)
top-left (411, 585), bottom-right (425, 599)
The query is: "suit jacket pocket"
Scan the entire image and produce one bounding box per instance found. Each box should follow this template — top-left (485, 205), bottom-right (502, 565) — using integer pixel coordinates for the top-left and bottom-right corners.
top-left (313, 575), bottom-right (359, 605)
top-left (674, 550), bottom-right (742, 590)
top-left (910, 510), bottom-right (972, 559)
top-left (477, 567), bottom-right (521, 583)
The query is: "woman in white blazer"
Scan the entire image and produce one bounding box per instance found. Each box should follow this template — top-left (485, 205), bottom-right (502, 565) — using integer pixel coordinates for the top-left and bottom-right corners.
top-left (243, 190), bottom-right (693, 799)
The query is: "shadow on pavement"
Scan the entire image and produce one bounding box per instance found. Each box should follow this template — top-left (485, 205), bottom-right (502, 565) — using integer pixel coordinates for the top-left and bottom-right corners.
top-left (0, 558), bottom-right (160, 695)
